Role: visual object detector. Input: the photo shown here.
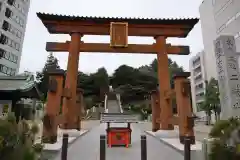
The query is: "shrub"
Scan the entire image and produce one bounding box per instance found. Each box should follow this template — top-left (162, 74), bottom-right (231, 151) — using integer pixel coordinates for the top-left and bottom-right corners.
top-left (0, 113), bottom-right (43, 160)
top-left (209, 118), bottom-right (240, 160)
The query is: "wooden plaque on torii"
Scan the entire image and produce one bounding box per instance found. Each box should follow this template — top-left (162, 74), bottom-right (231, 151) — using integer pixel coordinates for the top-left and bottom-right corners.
top-left (110, 22), bottom-right (128, 47)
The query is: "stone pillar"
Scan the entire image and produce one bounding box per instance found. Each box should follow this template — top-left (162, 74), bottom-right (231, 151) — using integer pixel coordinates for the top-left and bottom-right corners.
top-left (155, 36), bottom-right (173, 130)
top-left (174, 72), bottom-right (195, 144)
top-left (42, 69), bottom-right (65, 143)
top-left (62, 33), bottom-right (81, 129)
top-left (76, 88), bottom-right (83, 130)
top-left (214, 35), bottom-right (240, 120)
top-left (151, 90), bottom-right (160, 132)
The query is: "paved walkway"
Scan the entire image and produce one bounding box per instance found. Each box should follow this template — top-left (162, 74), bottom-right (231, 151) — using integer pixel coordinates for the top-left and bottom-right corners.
top-left (53, 123), bottom-right (183, 160)
top-left (136, 121), bottom-right (211, 141)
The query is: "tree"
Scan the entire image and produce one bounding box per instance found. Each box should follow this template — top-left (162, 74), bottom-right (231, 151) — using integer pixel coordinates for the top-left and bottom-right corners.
top-left (208, 78), bottom-right (221, 121)
top-left (36, 53), bottom-right (60, 100)
top-left (111, 65), bottom-right (138, 87)
top-left (200, 78), bottom-right (221, 125)
top-left (110, 58), bottom-right (184, 108)
top-left (77, 67), bottom-right (109, 108)
top-left (93, 67), bottom-right (109, 99)
top-left (199, 100), bottom-right (212, 125)
top-left (149, 58), bottom-right (184, 86)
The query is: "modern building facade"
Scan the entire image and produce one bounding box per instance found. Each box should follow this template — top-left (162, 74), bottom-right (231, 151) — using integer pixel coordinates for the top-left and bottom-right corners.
top-left (189, 51), bottom-right (207, 115)
top-left (0, 0), bottom-right (31, 76)
top-left (190, 0), bottom-right (240, 121)
top-left (199, 0), bottom-right (240, 81)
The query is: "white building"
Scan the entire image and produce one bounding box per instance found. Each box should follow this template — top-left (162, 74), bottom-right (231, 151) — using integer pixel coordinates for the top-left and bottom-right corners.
top-left (199, 0), bottom-right (240, 81)
top-left (189, 51), bottom-right (207, 114)
top-left (190, 0), bottom-right (240, 121)
top-left (0, 0), bottom-right (31, 76)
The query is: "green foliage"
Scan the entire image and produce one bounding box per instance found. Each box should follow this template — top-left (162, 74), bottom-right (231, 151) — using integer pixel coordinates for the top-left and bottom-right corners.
top-left (36, 52), bottom-right (60, 99)
top-left (36, 55), bottom-right (183, 113)
top-left (210, 139), bottom-right (236, 160)
top-left (209, 118), bottom-right (240, 160)
top-left (110, 58), bottom-right (183, 105)
top-left (77, 67), bottom-right (109, 106)
top-left (0, 113), bottom-right (43, 160)
top-left (199, 78), bottom-right (221, 124)
top-left (210, 118), bottom-right (240, 141)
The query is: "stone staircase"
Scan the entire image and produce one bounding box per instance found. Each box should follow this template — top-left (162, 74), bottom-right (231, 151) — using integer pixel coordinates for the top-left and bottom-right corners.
top-left (105, 91), bottom-right (122, 113)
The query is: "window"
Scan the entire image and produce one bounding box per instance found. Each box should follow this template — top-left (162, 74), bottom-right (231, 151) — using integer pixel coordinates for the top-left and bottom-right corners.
top-left (0, 2), bottom-right (2, 12)
top-left (0, 49), bottom-right (4, 59)
top-left (0, 34), bottom-right (21, 51)
top-left (0, 49), bottom-right (18, 63)
top-left (192, 57), bottom-right (200, 66)
top-left (7, 0), bottom-right (15, 6)
top-left (2, 21), bottom-right (22, 39)
top-left (2, 21), bottom-right (10, 31)
top-left (5, 8), bottom-right (24, 27)
top-left (0, 34), bottom-right (7, 44)
top-left (5, 8), bottom-right (12, 18)
top-left (0, 64), bottom-right (16, 76)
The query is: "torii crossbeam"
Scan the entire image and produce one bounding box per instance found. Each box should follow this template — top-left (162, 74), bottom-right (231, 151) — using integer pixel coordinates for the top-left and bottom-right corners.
top-left (37, 12), bottom-right (199, 144)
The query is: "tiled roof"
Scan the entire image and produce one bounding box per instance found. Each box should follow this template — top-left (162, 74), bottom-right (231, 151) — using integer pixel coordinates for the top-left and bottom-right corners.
top-left (0, 75), bottom-right (36, 92)
top-left (37, 12), bottom-right (199, 25)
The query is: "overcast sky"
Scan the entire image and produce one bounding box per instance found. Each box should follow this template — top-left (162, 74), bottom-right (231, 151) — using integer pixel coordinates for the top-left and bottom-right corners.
top-left (19, 0), bottom-right (204, 75)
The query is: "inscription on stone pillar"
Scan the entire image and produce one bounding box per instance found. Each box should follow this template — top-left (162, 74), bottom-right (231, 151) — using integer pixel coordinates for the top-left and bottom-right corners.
top-left (110, 22), bottom-right (128, 47)
top-left (214, 35), bottom-right (240, 120)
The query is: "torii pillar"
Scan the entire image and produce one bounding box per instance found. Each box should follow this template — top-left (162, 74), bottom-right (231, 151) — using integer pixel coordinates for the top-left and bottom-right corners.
top-left (155, 36), bottom-right (174, 130)
top-left (62, 33), bottom-right (82, 129)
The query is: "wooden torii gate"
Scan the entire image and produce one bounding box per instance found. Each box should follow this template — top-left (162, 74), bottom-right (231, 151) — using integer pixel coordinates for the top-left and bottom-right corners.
top-left (37, 13), bottom-right (198, 144)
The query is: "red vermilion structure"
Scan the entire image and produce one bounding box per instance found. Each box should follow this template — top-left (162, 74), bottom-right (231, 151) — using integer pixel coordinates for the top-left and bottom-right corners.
top-left (37, 13), bottom-right (199, 144)
top-left (106, 122), bottom-right (132, 148)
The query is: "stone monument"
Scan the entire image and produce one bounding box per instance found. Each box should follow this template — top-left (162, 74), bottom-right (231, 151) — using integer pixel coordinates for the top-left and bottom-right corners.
top-left (214, 35), bottom-right (240, 120)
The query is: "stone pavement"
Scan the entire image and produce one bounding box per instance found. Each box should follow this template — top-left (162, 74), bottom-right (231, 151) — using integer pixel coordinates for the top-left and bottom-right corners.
top-left (136, 122), bottom-right (208, 160)
top-left (144, 130), bottom-right (203, 160)
top-left (41, 120), bottom-right (209, 160)
top-left (41, 120), bottom-right (100, 159)
top-left (137, 121), bottom-right (211, 141)
top-left (43, 129), bottom-right (88, 151)
top-left (52, 123), bottom-right (184, 160)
